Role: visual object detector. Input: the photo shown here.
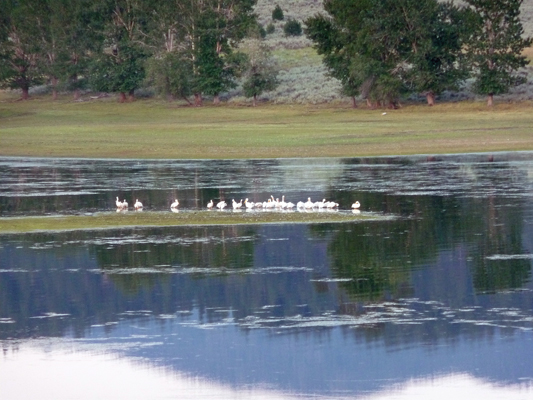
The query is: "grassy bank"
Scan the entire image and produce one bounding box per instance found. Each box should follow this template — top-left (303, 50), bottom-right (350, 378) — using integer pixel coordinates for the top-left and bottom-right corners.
top-left (0, 211), bottom-right (374, 234)
top-left (1, 95), bottom-right (533, 159)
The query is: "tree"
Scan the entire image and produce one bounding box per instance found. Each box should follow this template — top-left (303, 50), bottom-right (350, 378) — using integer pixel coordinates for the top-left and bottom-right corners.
top-left (399, 1), bottom-right (471, 105)
top-left (305, 0), bottom-right (403, 108)
top-left (37, 0), bottom-right (103, 100)
top-left (284, 19), bottom-right (302, 37)
top-left (88, 0), bottom-right (150, 102)
top-left (465, 0), bottom-right (532, 106)
top-left (190, 0), bottom-right (257, 105)
top-left (272, 4), bottom-right (284, 21)
top-left (145, 51), bottom-right (193, 103)
top-left (240, 38), bottom-right (279, 106)
top-left (0, 0), bottom-right (45, 99)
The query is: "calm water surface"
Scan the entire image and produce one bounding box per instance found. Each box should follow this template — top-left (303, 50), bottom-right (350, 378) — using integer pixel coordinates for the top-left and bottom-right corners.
top-left (1, 154), bottom-right (533, 399)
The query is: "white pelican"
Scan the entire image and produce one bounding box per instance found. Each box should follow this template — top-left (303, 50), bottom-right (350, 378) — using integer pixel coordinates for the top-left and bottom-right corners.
top-left (207, 199), bottom-right (214, 209)
top-left (245, 198), bottom-right (255, 209)
top-left (351, 201), bottom-right (361, 209)
top-left (116, 197), bottom-right (122, 208)
top-left (122, 199), bottom-right (128, 209)
top-left (216, 200), bottom-right (226, 210)
top-left (304, 197), bottom-right (314, 209)
top-left (315, 199), bottom-right (326, 209)
top-left (134, 199), bottom-right (143, 210)
top-left (296, 201), bottom-right (305, 209)
top-left (170, 199), bottom-right (179, 209)
top-left (326, 201), bottom-right (338, 209)
top-left (232, 199), bottom-right (243, 209)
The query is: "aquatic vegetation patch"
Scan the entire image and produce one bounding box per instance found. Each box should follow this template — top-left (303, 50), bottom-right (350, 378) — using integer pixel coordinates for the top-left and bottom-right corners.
top-left (0, 210), bottom-right (378, 234)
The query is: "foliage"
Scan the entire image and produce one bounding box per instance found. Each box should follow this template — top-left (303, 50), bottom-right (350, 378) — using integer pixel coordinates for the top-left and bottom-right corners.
top-left (240, 38), bottom-right (279, 105)
top-left (266, 23), bottom-right (276, 35)
top-left (305, 0), bottom-right (488, 107)
top-left (465, 0), bottom-right (533, 105)
top-left (284, 19), bottom-right (302, 37)
top-left (0, 0), bottom-right (46, 98)
top-left (144, 52), bottom-right (192, 101)
top-left (272, 4), bottom-right (284, 21)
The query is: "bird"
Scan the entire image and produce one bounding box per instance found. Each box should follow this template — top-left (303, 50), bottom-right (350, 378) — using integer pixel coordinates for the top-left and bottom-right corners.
top-left (115, 197), bottom-right (122, 209)
top-left (216, 200), bottom-right (227, 210)
top-left (170, 199), bottom-right (179, 209)
top-left (232, 199), bottom-right (243, 209)
top-left (134, 199), bottom-right (143, 210)
top-left (207, 199), bottom-right (214, 209)
top-left (245, 198), bottom-right (255, 209)
top-left (121, 199), bottom-right (128, 209)
top-left (304, 197), bottom-right (314, 209)
top-left (351, 201), bottom-right (361, 209)
top-left (315, 199), bottom-right (326, 209)
top-left (326, 201), bottom-right (338, 209)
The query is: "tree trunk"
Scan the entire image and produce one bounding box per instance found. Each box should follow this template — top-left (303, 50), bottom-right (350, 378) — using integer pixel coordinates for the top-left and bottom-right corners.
top-left (366, 98), bottom-right (374, 109)
top-left (351, 96), bottom-right (357, 108)
top-left (213, 94), bottom-right (220, 105)
top-left (51, 77), bottom-right (58, 101)
top-left (253, 94), bottom-right (257, 107)
top-left (128, 89), bottom-right (135, 102)
top-left (21, 86), bottom-right (29, 100)
top-left (119, 92), bottom-right (127, 103)
top-left (194, 93), bottom-right (203, 106)
top-left (487, 93), bottom-right (494, 107)
top-left (426, 92), bottom-right (435, 106)
top-left (71, 75), bottom-right (80, 100)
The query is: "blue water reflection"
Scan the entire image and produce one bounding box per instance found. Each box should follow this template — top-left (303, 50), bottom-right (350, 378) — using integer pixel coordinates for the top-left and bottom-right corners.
top-left (1, 153), bottom-right (533, 399)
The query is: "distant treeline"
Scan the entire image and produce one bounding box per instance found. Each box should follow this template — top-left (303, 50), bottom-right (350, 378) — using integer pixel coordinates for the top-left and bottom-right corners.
top-left (0, 0), bottom-right (531, 106)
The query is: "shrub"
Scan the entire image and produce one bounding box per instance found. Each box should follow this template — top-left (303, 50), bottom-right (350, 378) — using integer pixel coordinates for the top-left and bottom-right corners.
top-left (283, 19), bottom-right (302, 37)
top-left (266, 23), bottom-right (275, 34)
top-left (272, 4), bottom-right (284, 21)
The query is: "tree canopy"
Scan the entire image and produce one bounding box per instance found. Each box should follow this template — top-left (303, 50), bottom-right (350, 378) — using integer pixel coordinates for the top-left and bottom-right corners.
top-left (306, 0), bottom-right (531, 106)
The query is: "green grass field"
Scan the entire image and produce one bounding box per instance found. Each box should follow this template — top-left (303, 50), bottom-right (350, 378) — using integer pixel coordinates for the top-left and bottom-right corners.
top-left (1, 95), bottom-right (533, 159)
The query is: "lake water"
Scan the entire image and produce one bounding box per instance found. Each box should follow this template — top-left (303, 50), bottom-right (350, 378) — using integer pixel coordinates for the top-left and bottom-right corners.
top-left (1, 154), bottom-right (533, 399)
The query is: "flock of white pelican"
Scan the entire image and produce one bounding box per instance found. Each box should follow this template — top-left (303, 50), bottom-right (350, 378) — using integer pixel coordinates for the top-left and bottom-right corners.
top-left (116, 195), bottom-right (361, 213)
top-left (116, 196), bottom-right (143, 210)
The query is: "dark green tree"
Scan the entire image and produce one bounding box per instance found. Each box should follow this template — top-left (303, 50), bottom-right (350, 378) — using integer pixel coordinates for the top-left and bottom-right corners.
top-left (465, 0), bottom-right (532, 106)
top-left (240, 38), bottom-right (279, 106)
top-left (283, 19), bottom-right (302, 36)
top-left (397, 1), bottom-right (471, 105)
top-left (38, 0), bottom-right (103, 100)
top-left (145, 52), bottom-right (193, 103)
top-left (272, 4), bottom-right (284, 21)
top-left (0, 0), bottom-right (46, 99)
top-left (88, 0), bottom-right (150, 102)
top-left (190, 0), bottom-right (257, 105)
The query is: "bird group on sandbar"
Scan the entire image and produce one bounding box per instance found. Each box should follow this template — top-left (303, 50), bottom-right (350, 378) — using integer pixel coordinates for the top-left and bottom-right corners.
top-left (115, 196), bottom-right (143, 211)
top-left (116, 195), bottom-right (361, 213)
top-left (204, 196), bottom-right (361, 212)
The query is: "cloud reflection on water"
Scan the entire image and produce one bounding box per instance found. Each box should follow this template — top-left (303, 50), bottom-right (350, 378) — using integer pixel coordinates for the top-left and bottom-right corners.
top-left (1, 340), bottom-right (532, 400)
